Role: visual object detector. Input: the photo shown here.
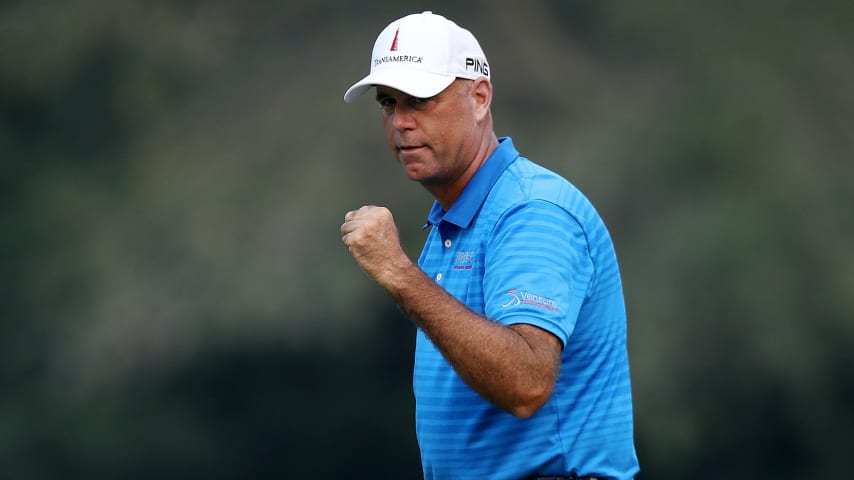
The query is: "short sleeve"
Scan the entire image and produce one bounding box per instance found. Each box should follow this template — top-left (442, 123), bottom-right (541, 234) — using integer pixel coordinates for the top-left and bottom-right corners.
top-left (483, 200), bottom-right (594, 345)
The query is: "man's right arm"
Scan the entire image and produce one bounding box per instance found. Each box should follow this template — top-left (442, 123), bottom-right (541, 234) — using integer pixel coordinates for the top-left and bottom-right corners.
top-left (341, 205), bottom-right (562, 418)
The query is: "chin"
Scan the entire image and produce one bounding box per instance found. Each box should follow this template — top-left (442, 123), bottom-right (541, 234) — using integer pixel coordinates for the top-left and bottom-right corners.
top-left (400, 160), bottom-right (443, 185)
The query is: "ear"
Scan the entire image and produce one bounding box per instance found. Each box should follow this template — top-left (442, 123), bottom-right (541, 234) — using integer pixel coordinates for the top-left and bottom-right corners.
top-left (470, 77), bottom-right (492, 122)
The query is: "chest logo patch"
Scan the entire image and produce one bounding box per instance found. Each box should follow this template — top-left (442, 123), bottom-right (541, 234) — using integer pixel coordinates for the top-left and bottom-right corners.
top-left (453, 250), bottom-right (475, 270)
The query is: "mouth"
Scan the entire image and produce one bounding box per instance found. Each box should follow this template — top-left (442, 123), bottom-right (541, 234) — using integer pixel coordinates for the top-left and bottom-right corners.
top-left (397, 144), bottom-right (425, 154)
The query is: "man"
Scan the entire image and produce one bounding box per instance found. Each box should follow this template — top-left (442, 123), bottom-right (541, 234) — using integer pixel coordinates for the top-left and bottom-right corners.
top-left (340, 11), bottom-right (639, 480)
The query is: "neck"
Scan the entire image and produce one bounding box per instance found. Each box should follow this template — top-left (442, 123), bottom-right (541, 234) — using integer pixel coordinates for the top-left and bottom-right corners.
top-left (427, 132), bottom-right (500, 211)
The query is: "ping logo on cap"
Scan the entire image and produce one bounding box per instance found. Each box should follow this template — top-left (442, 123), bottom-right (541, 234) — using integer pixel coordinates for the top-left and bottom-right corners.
top-left (465, 57), bottom-right (489, 76)
top-left (390, 27), bottom-right (400, 51)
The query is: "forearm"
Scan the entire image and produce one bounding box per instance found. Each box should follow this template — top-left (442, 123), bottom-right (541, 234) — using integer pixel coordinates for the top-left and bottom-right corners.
top-left (340, 205), bottom-right (559, 417)
top-left (381, 262), bottom-right (559, 418)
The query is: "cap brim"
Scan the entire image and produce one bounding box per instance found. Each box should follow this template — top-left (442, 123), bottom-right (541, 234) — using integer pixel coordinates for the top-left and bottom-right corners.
top-left (343, 68), bottom-right (457, 103)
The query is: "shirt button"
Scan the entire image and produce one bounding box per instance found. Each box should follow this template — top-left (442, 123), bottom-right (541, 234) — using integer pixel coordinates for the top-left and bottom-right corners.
top-left (435, 273), bottom-right (443, 282)
top-left (444, 239), bottom-right (452, 248)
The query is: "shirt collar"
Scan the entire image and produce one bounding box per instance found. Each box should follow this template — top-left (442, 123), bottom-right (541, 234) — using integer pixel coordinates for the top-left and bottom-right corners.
top-left (425, 136), bottom-right (519, 229)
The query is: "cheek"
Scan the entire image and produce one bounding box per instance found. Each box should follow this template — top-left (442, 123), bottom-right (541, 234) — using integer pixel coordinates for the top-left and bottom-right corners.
top-left (430, 120), bottom-right (458, 153)
top-left (382, 119), bottom-right (397, 151)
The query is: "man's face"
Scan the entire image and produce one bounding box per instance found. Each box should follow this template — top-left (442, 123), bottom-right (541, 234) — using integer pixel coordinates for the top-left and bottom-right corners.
top-left (375, 80), bottom-right (479, 186)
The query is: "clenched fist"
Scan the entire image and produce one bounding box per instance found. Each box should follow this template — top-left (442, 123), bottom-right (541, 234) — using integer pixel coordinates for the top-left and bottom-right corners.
top-left (341, 206), bottom-right (414, 288)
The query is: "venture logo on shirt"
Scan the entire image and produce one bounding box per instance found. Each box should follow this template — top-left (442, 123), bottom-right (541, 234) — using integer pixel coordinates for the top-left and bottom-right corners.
top-left (500, 288), bottom-right (559, 311)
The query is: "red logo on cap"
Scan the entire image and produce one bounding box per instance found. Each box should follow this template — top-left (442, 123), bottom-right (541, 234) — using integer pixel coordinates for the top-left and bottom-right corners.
top-left (390, 27), bottom-right (399, 51)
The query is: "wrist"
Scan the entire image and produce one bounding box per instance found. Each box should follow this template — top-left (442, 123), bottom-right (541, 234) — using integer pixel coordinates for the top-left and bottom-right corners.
top-left (378, 257), bottom-right (419, 297)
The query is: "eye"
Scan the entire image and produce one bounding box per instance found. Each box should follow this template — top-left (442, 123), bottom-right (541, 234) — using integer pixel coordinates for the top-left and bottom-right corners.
top-left (378, 97), bottom-right (396, 113)
top-left (409, 97), bottom-right (429, 108)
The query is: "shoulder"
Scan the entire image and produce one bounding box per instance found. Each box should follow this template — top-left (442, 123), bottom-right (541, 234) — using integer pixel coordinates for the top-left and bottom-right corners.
top-left (490, 156), bottom-right (596, 220)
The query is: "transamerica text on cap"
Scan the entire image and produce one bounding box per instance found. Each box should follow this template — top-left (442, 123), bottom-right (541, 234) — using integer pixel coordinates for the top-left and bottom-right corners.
top-left (374, 55), bottom-right (423, 67)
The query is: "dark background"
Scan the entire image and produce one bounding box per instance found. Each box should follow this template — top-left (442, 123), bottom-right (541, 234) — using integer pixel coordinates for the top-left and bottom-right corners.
top-left (2, 1), bottom-right (852, 478)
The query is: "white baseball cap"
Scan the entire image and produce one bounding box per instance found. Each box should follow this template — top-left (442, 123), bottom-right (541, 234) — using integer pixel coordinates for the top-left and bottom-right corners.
top-left (343, 11), bottom-right (490, 103)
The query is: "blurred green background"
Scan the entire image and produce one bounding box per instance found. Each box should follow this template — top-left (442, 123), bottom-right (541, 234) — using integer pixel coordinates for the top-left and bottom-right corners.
top-left (2, 0), bottom-right (852, 478)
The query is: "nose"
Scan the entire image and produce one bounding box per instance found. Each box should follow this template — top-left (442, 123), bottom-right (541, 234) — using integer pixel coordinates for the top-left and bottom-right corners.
top-left (390, 102), bottom-right (416, 131)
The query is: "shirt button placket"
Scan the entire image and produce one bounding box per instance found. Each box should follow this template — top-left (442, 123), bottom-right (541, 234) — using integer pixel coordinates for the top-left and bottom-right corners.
top-left (439, 238), bottom-right (453, 282)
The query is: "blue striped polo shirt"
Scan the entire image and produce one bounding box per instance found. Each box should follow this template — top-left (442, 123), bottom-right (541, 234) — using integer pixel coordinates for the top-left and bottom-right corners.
top-left (414, 137), bottom-right (639, 479)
